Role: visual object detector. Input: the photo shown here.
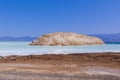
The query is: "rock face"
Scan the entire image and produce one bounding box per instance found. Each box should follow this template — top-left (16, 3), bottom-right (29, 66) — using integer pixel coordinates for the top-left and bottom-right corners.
top-left (30, 32), bottom-right (104, 46)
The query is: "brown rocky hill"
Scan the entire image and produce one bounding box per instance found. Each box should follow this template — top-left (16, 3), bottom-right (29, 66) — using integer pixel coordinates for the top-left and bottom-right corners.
top-left (30, 32), bottom-right (104, 46)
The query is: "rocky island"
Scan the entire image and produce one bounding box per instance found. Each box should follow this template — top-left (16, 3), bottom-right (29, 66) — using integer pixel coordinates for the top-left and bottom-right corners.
top-left (30, 32), bottom-right (104, 46)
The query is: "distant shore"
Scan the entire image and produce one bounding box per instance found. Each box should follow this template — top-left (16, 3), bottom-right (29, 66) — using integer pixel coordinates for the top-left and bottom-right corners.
top-left (0, 52), bottom-right (120, 80)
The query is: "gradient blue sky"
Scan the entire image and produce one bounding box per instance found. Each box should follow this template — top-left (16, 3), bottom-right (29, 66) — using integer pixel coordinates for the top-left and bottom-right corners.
top-left (0, 0), bottom-right (120, 37)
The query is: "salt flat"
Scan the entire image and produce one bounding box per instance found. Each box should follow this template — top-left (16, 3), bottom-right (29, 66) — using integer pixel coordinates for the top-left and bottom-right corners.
top-left (0, 52), bottom-right (120, 80)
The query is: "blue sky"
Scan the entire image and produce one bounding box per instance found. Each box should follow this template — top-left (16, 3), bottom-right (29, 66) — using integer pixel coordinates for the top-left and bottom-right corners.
top-left (0, 0), bottom-right (120, 37)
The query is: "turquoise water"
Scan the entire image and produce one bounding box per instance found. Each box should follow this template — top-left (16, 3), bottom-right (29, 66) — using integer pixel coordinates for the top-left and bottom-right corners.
top-left (0, 41), bottom-right (120, 56)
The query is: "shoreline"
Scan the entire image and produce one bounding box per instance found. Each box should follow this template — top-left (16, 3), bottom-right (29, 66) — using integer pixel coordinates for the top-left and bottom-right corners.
top-left (1, 51), bottom-right (120, 56)
top-left (0, 52), bottom-right (120, 80)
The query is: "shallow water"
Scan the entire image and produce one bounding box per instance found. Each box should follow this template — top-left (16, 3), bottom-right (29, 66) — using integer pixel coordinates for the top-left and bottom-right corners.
top-left (0, 41), bottom-right (120, 56)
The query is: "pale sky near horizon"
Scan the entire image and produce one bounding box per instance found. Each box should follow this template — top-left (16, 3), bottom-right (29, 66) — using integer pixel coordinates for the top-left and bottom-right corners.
top-left (0, 0), bottom-right (120, 37)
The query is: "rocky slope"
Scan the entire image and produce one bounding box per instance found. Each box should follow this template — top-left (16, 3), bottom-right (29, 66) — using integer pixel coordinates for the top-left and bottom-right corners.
top-left (30, 32), bottom-right (104, 46)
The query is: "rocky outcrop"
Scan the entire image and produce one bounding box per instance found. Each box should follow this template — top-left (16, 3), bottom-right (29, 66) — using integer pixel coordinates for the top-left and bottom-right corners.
top-left (30, 32), bottom-right (104, 46)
